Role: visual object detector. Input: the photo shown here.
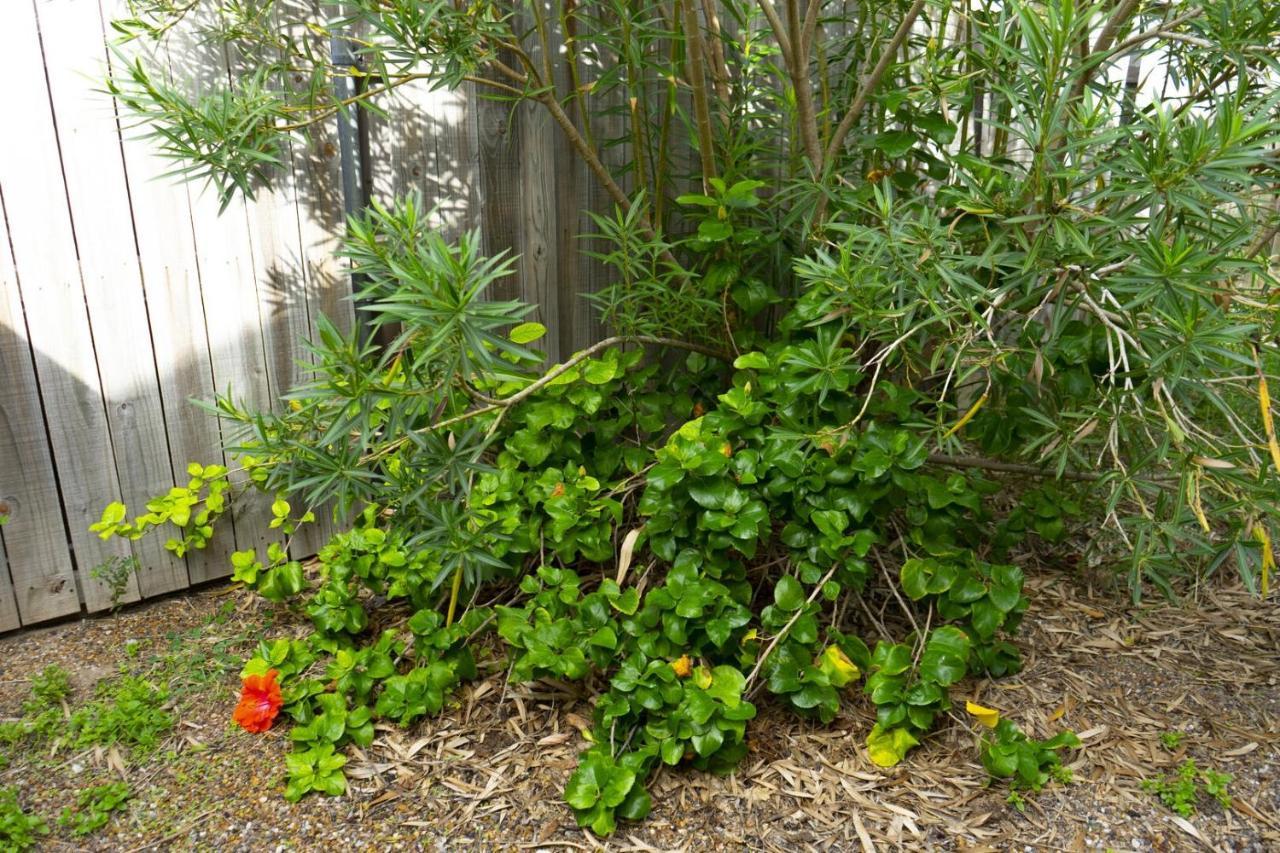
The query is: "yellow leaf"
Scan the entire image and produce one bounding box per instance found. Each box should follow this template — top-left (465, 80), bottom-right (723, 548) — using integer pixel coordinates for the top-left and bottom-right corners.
top-left (942, 392), bottom-right (989, 440)
top-left (1254, 524), bottom-right (1274, 597)
top-left (692, 665), bottom-right (713, 690)
top-left (1261, 375), bottom-right (1280, 475)
top-left (670, 655), bottom-right (693, 679)
top-left (818, 645), bottom-right (860, 688)
top-left (965, 701), bottom-right (1000, 729)
top-left (1188, 471), bottom-right (1210, 534)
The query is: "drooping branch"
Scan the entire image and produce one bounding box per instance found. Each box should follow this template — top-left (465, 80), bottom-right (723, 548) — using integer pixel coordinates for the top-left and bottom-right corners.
top-left (366, 336), bottom-right (732, 464)
top-left (927, 452), bottom-right (1178, 486)
top-left (1070, 0), bottom-right (1143, 100)
top-left (816, 0), bottom-right (928, 220)
top-left (822, 0), bottom-right (928, 165)
top-left (927, 452), bottom-right (1106, 482)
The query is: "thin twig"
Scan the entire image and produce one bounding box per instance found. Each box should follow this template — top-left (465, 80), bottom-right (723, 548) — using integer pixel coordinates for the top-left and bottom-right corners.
top-left (875, 551), bottom-right (920, 638)
top-left (364, 336), bottom-right (730, 464)
top-left (927, 452), bottom-right (1105, 482)
top-left (745, 564), bottom-right (839, 698)
top-left (819, 0), bottom-right (928, 209)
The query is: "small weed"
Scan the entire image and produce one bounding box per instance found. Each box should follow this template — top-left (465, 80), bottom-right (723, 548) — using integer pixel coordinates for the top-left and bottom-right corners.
top-left (0, 667), bottom-right (72, 746)
top-left (0, 787), bottom-right (47, 850)
top-left (1005, 790), bottom-right (1027, 812)
top-left (58, 782), bottom-right (131, 836)
top-left (28, 665), bottom-right (71, 707)
top-left (90, 556), bottom-right (141, 612)
top-left (1159, 731), bottom-right (1186, 751)
top-left (1143, 759), bottom-right (1233, 817)
top-left (67, 676), bottom-right (172, 754)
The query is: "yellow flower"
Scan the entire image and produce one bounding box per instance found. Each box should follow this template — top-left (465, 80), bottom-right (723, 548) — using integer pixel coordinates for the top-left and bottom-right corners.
top-left (965, 701), bottom-right (1000, 729)
top-left (670, 655), bottom-right (693, 678)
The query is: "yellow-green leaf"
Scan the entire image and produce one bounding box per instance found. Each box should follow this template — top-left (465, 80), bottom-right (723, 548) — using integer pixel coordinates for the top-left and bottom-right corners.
top-left (1255, 524), bottom-right (1274, 597)
top-left (866, 723), bottom-right (918, 768)
top-left (509, 322), bottom-right (547, 345)
top-left (818, 645), bottom-right (860, 688)
top-left (1260, 375), bottom-right (1280, 475)
top-left (942, 391), bottom-right (988, 440)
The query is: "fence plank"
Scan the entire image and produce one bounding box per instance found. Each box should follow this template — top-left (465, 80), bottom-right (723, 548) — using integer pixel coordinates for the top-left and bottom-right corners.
top-left (0, 530), bottom-right (21, 633)
top-left (37, 0), bottom-right (191, 604)
top-left (167, 17), bottom-right (278, 563)
top-left (521, 83), bottom-right (565, 363)
top-left (0, 202), bottom-right (73, 628)
top-left (477, 66), bottom-right (525, 307)
top-left (102, 0), bottom-right (238, 585)
top-left (430, 86), bottom-right (483, 244)
top-left (3, 0), bottom-right (135, 615)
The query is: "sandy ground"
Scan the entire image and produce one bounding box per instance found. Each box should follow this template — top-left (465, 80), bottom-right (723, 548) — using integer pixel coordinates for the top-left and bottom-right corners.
top-left (0, 572), bottom-right (1276, 852)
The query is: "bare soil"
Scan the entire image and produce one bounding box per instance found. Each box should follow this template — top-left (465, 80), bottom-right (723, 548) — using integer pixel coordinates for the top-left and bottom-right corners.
top-left (0, 573), bottom-right (1276, 852)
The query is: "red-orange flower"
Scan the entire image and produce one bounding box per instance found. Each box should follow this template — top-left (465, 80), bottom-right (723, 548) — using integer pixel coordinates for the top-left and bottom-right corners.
top-left (233, 669), bottom-right (282, 733)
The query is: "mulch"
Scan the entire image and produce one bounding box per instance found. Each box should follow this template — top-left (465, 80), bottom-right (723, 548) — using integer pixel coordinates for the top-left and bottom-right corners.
top-left (0, 571), bottom-right (1276, 852)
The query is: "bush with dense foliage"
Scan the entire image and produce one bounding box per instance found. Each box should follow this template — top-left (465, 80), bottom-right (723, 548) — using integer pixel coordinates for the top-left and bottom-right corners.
top-left (99, 0), bottom-right (1279, 833)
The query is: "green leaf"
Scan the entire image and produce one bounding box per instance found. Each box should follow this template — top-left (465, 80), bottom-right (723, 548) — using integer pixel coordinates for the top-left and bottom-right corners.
top-left (509, 322), bottom-right (547, 344)
top-left (697, 220), bottom-right (733, 242)
top-left (773, 575), bottom-right (805, 611)
top-left (703, 665), bottom-right (747, 707)
top-left (925, 625), bottom-right (970, 660)
top-left (676, 193), bottom-right (718, 207)
top-left (615, 786), bottom-right (652, 821)
top-left (871, 642), bottom-right (913, 676)
top-left (690, 727), bottom-right (724, 756)
top-left (646, 462), bottom-right (685, 491)
top-left (687, 478), bottom-right (734, 510)
top-left (811, 509), bottom-right (848, 539)
top-left (919, 626), bottom-right (970, 686)
top-left (915, 113), bottom-right (957, 145)
top-left (970, 599), bottom-right (1004, 639)
top-left (733, 352), bottom-right (770, 370)
top-left (588, 626), bottom-right (618, 649)
top-left (870, 130), bottom-right (917, 158)
top-left (583, 359), bottom-right (618, 385)
top-left (259, 561), bottom-right (305, 602)
top-left (899, 558), bottom-right (958, 600)
top-left (611, 587), bottom-right (640, 615)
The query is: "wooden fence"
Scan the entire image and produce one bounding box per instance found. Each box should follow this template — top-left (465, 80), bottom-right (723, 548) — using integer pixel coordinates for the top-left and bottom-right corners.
top-left (0, 0), bottom-right (609, 629)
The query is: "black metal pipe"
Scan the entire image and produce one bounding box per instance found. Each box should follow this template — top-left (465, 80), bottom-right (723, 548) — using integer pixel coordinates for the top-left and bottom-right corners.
top-left (330, 36), bottom-right (372, 343)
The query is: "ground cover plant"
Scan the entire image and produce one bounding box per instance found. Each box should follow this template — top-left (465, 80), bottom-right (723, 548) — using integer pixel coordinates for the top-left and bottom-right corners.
top-left (98, 0), bottom-right (1279, 836)
top-left (0, 602), bottom-right (278, 848)
top-left (1142, 758), bottom-right (1234, 818)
